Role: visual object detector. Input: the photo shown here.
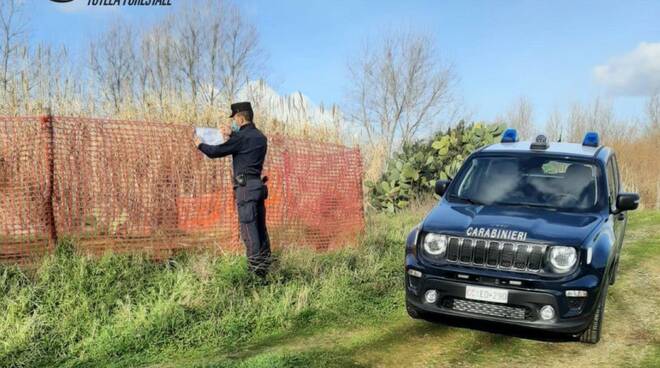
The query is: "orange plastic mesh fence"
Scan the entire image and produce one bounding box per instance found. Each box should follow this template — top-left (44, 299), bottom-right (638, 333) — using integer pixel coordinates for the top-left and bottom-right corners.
top-left (0, 116), bottom-right (364, 262)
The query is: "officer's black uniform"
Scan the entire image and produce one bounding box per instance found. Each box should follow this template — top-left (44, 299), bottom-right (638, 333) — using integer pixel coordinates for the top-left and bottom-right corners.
top-left (197, 104), bottom-right (270, 277)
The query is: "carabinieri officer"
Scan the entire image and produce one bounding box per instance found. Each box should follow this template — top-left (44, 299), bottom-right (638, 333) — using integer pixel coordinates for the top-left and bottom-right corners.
top-left (195, 102), bottom-right (271, 277)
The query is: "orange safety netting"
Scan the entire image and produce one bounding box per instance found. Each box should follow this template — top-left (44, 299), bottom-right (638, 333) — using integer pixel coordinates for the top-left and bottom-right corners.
top-left (0, 116), bottom-right (364, 262)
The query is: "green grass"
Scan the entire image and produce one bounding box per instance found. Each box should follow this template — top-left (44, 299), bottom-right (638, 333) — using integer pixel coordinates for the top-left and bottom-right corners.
top-left (1, 206), bottom-right (658, 368)
top-left (0, 204), bottom-right (427, 368)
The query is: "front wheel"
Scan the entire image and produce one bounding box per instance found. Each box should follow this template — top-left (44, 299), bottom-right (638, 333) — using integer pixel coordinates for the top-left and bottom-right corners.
top-left (578, 284), bottom-right (609, 344)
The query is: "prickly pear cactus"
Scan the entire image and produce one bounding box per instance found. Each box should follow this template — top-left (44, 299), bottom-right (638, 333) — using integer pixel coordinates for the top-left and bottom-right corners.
top-left (367, 122), bottom-right (505, 212)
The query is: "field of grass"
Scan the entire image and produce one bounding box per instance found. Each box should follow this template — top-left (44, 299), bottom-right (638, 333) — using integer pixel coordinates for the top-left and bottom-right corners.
top-left (1, 204), bottom-right (659, 368)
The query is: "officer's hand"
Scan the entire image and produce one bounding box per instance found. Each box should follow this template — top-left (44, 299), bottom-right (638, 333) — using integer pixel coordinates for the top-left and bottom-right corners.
top-left (219, 124), bottom-right (231, 137)
top-left (193, 134), bottom-right (202, 147)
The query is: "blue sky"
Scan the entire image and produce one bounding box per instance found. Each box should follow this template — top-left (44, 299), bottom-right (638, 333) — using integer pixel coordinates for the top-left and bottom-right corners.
top-left (31, 0), bottom-right (660, 125)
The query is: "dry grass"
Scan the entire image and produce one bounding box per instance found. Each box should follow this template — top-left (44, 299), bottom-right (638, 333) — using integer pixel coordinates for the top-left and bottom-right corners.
top-left (609, 130), bottom-right (660, 209)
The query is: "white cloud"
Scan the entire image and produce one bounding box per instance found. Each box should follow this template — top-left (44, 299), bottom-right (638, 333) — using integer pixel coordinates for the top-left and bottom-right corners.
top-left (593, 42), bottom-right (660, 96)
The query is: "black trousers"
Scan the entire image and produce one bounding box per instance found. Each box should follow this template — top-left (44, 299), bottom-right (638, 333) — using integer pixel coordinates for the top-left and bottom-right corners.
top-left (234, 179), bottom-right (271, 276)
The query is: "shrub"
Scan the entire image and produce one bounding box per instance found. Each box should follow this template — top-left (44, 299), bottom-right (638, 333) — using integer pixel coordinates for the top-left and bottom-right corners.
top-left (366, 122), bottom-right (505, 212)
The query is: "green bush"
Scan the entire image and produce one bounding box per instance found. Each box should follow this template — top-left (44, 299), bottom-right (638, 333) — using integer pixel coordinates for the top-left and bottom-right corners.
top-left (367, 122), bottom-right (505, 212)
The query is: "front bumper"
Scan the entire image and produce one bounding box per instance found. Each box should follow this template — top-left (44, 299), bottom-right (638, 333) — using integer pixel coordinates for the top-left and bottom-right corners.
top-left (406, 274), bottom-right (598, 334)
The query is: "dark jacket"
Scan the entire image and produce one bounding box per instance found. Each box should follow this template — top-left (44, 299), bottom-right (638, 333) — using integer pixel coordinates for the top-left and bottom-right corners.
top-left (197, 122), bottom-right (267, 177)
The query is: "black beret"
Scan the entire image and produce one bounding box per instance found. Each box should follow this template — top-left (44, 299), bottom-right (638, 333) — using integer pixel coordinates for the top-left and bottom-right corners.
top-left (230, 101), bottom-right (253, 118)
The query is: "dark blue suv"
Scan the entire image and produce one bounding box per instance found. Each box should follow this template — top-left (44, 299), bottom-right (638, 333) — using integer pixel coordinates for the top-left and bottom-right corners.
top-left (404, 130), bottom-right (640, 343)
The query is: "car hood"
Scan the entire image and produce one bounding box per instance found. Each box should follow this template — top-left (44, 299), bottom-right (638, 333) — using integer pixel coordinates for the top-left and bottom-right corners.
top-left (422, 201), bottom-right (604, 246)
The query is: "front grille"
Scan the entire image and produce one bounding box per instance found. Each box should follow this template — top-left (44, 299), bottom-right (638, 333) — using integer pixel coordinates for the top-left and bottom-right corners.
top-left (445, 236), bottom-right (546, 273)
top-left (446, 298), bottom-right (528, 320)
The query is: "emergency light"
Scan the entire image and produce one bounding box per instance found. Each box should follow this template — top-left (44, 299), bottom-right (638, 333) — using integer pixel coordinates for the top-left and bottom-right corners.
top-left (582, 132), bottom-right (600, 147)
top-left (501, 128), bottom-right (518, 143)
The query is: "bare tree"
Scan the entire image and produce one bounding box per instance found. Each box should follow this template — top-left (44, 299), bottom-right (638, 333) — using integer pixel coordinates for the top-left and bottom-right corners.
top-left (347, 31), bottom-right (455, 159)
top-left (217, 6), bottom-right (261, 105)
top-left (566, 102), bottom-right (587, 142)
top-left (172, 3), bottom-right (205, 108)
top-left (138, 19), bottom-right (177, 118)
top-left (157, 0), bottom-right (263, 121)
top-left (0, 0), bottom-right (27, 95)
top-left (545, 108), bottom-right (564, 141)
top-left (89, 21), bottom-right (137, 114)
top-left (1, 0), bottom-right (263, 122)
top-left (0, 0), bottom-right (28, 112)
top-left (503, 96), bottom-right (534, 140)
top-left (566, 98), bottom-right (620, 143)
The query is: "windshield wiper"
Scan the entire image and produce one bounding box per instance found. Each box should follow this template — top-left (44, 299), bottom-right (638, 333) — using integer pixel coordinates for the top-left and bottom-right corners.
top-left (493, 201), bottom-right (557, 210)
top-left (449, 195), bottom-right (485, 206)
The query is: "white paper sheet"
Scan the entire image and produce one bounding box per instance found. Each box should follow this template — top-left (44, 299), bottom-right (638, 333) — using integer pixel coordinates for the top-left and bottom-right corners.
top-left (195, 127), bottom-right (225, 145)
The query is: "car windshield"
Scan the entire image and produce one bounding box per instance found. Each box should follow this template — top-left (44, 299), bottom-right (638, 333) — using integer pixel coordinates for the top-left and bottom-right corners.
top-left (447, 155), bottom-right (602, 211)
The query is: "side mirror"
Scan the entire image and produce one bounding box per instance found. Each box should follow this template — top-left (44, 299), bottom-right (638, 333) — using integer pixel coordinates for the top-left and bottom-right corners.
top-left (434, 180), bottom-right (450, 196)
top-left (615, 192), bottom-right (640, 212)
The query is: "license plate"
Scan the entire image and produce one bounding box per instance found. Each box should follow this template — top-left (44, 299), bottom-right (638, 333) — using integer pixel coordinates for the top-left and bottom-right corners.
top-left (465, 285), bottom-right (509, 304)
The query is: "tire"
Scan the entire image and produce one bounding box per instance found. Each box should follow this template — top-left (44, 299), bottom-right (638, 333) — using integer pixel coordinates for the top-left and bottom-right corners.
top-left (579, 284), bottom-right (609, 344)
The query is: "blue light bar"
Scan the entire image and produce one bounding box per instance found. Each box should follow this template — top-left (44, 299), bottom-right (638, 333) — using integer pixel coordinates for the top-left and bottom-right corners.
top-left (501, 128), bottom-right (518, 143)
top-left (582, 132), bottom-right (600, 147)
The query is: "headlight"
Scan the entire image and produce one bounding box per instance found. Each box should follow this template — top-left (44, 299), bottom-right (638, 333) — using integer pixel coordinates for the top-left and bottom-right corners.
top-left (548, 246), bottom-right (577, 272)
top-left (423, 233), bottom-right (447, 256)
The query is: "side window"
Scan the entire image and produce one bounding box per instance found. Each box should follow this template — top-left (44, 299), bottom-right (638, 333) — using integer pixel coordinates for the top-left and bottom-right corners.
top-left (606, 158), bottom-right (617, 209)
top-left (611, 154), bottom-right (620, 192)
